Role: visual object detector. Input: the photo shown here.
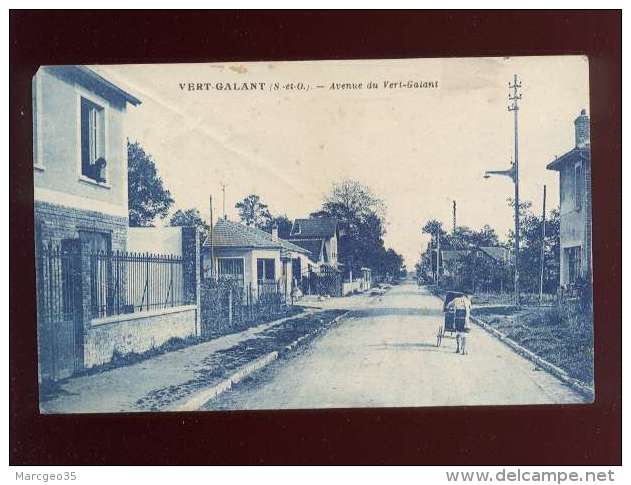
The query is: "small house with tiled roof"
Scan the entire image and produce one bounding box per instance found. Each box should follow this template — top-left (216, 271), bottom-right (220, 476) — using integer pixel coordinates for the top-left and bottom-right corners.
top-left (201, 218), bottom-right (312, 298)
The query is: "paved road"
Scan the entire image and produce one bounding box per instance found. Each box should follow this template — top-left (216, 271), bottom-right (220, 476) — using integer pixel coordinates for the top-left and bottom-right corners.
top-left (206, 279), bottom-right (586, 410)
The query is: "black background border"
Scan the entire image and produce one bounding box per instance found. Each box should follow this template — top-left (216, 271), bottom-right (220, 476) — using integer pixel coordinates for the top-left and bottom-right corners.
top-left (9, 10), bottom-right (622, 465)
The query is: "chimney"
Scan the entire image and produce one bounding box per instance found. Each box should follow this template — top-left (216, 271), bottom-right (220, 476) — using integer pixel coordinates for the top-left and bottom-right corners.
top-left (271, 224), bottom-right (278, 241)
top-left (575, 109), bottom-right (590, 148)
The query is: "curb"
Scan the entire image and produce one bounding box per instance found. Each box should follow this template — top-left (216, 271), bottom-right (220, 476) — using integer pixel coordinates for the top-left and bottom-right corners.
top-left (171, 310), bottom-right (351, 411)
top-left (171, 351), bottom-right (279, 412)
top-left (471, 316), bottom-right (595, 400)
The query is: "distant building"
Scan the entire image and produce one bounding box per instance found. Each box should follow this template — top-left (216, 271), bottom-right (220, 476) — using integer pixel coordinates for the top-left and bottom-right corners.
top-left (547, 109), bottom-right (592, 287)
top-left (286, 217), bottom-right (342, 271)
top-left (440, 246), bottom-right (510, 285)
top-left (202, 219), bottom-right (311, 298)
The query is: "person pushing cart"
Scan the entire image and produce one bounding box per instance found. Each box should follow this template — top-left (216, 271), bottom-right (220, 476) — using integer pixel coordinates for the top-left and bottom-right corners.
top-left (437, 290), bottom-right (472, 354)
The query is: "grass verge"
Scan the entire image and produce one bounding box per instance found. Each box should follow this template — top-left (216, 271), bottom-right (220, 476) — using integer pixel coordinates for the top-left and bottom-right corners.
top-left (473, 305), bottom-right (594, 385)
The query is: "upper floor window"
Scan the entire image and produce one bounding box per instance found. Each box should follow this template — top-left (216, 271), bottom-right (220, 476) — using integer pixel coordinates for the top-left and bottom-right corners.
top-left (80, 97), bottom-right (106, 183)
top-left (574, 162), bottom-right (583, 211)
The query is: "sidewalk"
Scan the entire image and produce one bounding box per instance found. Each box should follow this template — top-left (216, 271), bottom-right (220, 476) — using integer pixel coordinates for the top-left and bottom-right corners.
top-left (40, 308), bottom-right (345, 414)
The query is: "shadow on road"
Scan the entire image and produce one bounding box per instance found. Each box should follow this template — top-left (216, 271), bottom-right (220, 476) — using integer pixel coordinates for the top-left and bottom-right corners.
top-left (367, 341), bottom-right (458, 353)
top-left (388, 289), bottom-right (436, 297)
top-left (350, 307), bottom-right (443, 318)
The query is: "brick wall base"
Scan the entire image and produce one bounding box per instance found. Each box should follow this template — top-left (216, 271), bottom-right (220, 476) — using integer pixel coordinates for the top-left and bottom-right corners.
top-left (84, 306), bottom-right (198, 368)
top-left (34, 200), bottom-right (128, 251)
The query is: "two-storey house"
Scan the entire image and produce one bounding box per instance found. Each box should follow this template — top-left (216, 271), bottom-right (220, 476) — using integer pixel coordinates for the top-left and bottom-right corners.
top-left (33, 65), bottom-right (141, 253)
top-left (546, 109), bottom-right (592, 287)
top-left (286, 217), bottom-right (342, 275)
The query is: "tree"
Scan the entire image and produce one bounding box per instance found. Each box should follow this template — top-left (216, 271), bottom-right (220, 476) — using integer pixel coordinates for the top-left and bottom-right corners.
top-left (315, 179), bottom-right (386, 237)
top-left (381, 248), bottom-right (405, 279)
top-left (314, 179), bottom-right (404, 278)
top-left (421, 219), bottom-right (447, 239)
top-left (169, 208), bottom-right (210, 239)
top-left (451, 225), bottom-right (500, 249)
top-left (128, 141), bottom-right (174, 227)
top-left (506, 199), bottom-right (560, 294)
top-left (235, 194), bottom-right (272, 229)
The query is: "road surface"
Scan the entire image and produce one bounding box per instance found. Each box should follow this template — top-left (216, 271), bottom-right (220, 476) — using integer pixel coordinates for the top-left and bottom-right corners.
top-left (205, 279), bottom-right (586, 410)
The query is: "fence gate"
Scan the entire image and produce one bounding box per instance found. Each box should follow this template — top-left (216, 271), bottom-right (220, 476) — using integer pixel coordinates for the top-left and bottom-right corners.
top-left (36, 241), bottom-right (84, 381)
top-left (302, 266), bottom-right (342, 296)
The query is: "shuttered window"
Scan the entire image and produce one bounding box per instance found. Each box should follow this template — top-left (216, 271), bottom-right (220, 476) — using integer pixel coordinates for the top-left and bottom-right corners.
top-left (80, 97), bottom-right (105, 181)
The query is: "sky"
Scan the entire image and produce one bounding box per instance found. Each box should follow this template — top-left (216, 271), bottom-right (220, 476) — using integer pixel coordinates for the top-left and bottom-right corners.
top-left (95, 56), bottom-right (589, 267)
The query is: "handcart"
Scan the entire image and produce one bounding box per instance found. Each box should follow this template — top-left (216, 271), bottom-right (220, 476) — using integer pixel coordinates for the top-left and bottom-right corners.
top-left (436, 291), bottom-right (469, 352)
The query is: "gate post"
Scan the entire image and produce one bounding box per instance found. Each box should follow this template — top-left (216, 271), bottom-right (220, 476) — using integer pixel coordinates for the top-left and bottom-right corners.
top-left (228, 287), bottom-right (233, 326)
top-left (76, 239), bottom-right (93, 370)
top-left (181, 226), bottom-right (201, 335)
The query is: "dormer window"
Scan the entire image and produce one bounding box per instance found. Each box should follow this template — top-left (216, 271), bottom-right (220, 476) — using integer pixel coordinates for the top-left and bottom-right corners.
top-left (293, 223), bottom-right (301, 235)
top-left (80, 97), bottom-right (107, 183)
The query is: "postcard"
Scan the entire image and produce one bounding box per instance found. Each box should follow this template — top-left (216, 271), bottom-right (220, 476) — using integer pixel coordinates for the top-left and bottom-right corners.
top-left (32, 56), bottom-right (593, 413)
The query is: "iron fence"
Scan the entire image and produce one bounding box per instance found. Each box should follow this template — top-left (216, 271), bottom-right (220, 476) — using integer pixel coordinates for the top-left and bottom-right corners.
top-left (295, 267), bottom-right (342, 297)
top-left (36, 244), bottom-right (78, 325)
top-left (90, 251), bottom-right (190, 318)
top-left (35, 243), bottom-right (82, 381)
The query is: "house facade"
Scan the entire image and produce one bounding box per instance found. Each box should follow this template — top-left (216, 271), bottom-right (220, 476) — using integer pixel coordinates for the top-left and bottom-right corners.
top-left (33, 66), bottom-right (202, 384)
top-left (33, 65), bottom-right (141, 253)
top-left (546, 109), bottom-right (592, 287)
top-left (202, 219), bottom-right (311, 299)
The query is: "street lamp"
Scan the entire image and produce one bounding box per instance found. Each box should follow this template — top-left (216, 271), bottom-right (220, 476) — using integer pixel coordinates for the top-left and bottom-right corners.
top-left (484, 74), bottom-right (522, 306)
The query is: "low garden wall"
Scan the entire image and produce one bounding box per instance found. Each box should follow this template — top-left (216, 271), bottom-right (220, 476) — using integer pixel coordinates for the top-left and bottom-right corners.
top-left (84, 305), bottom-right (198, 368)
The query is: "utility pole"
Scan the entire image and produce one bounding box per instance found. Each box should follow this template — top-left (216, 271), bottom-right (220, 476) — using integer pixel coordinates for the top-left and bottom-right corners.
top-left (484, 74), bottom-right (522, 306)
top-left (452, 200), bottom-right (457, 234)
top-left (508, 74), bottom-right (522, 307)
top-left (436, 229), bottom-right (441, 284)
top-left (539, 185), bottom-right (547, 305)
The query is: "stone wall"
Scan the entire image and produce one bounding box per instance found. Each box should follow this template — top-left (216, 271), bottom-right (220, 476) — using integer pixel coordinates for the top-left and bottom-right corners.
top-left (84, 305), bottom-right (198, 368)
